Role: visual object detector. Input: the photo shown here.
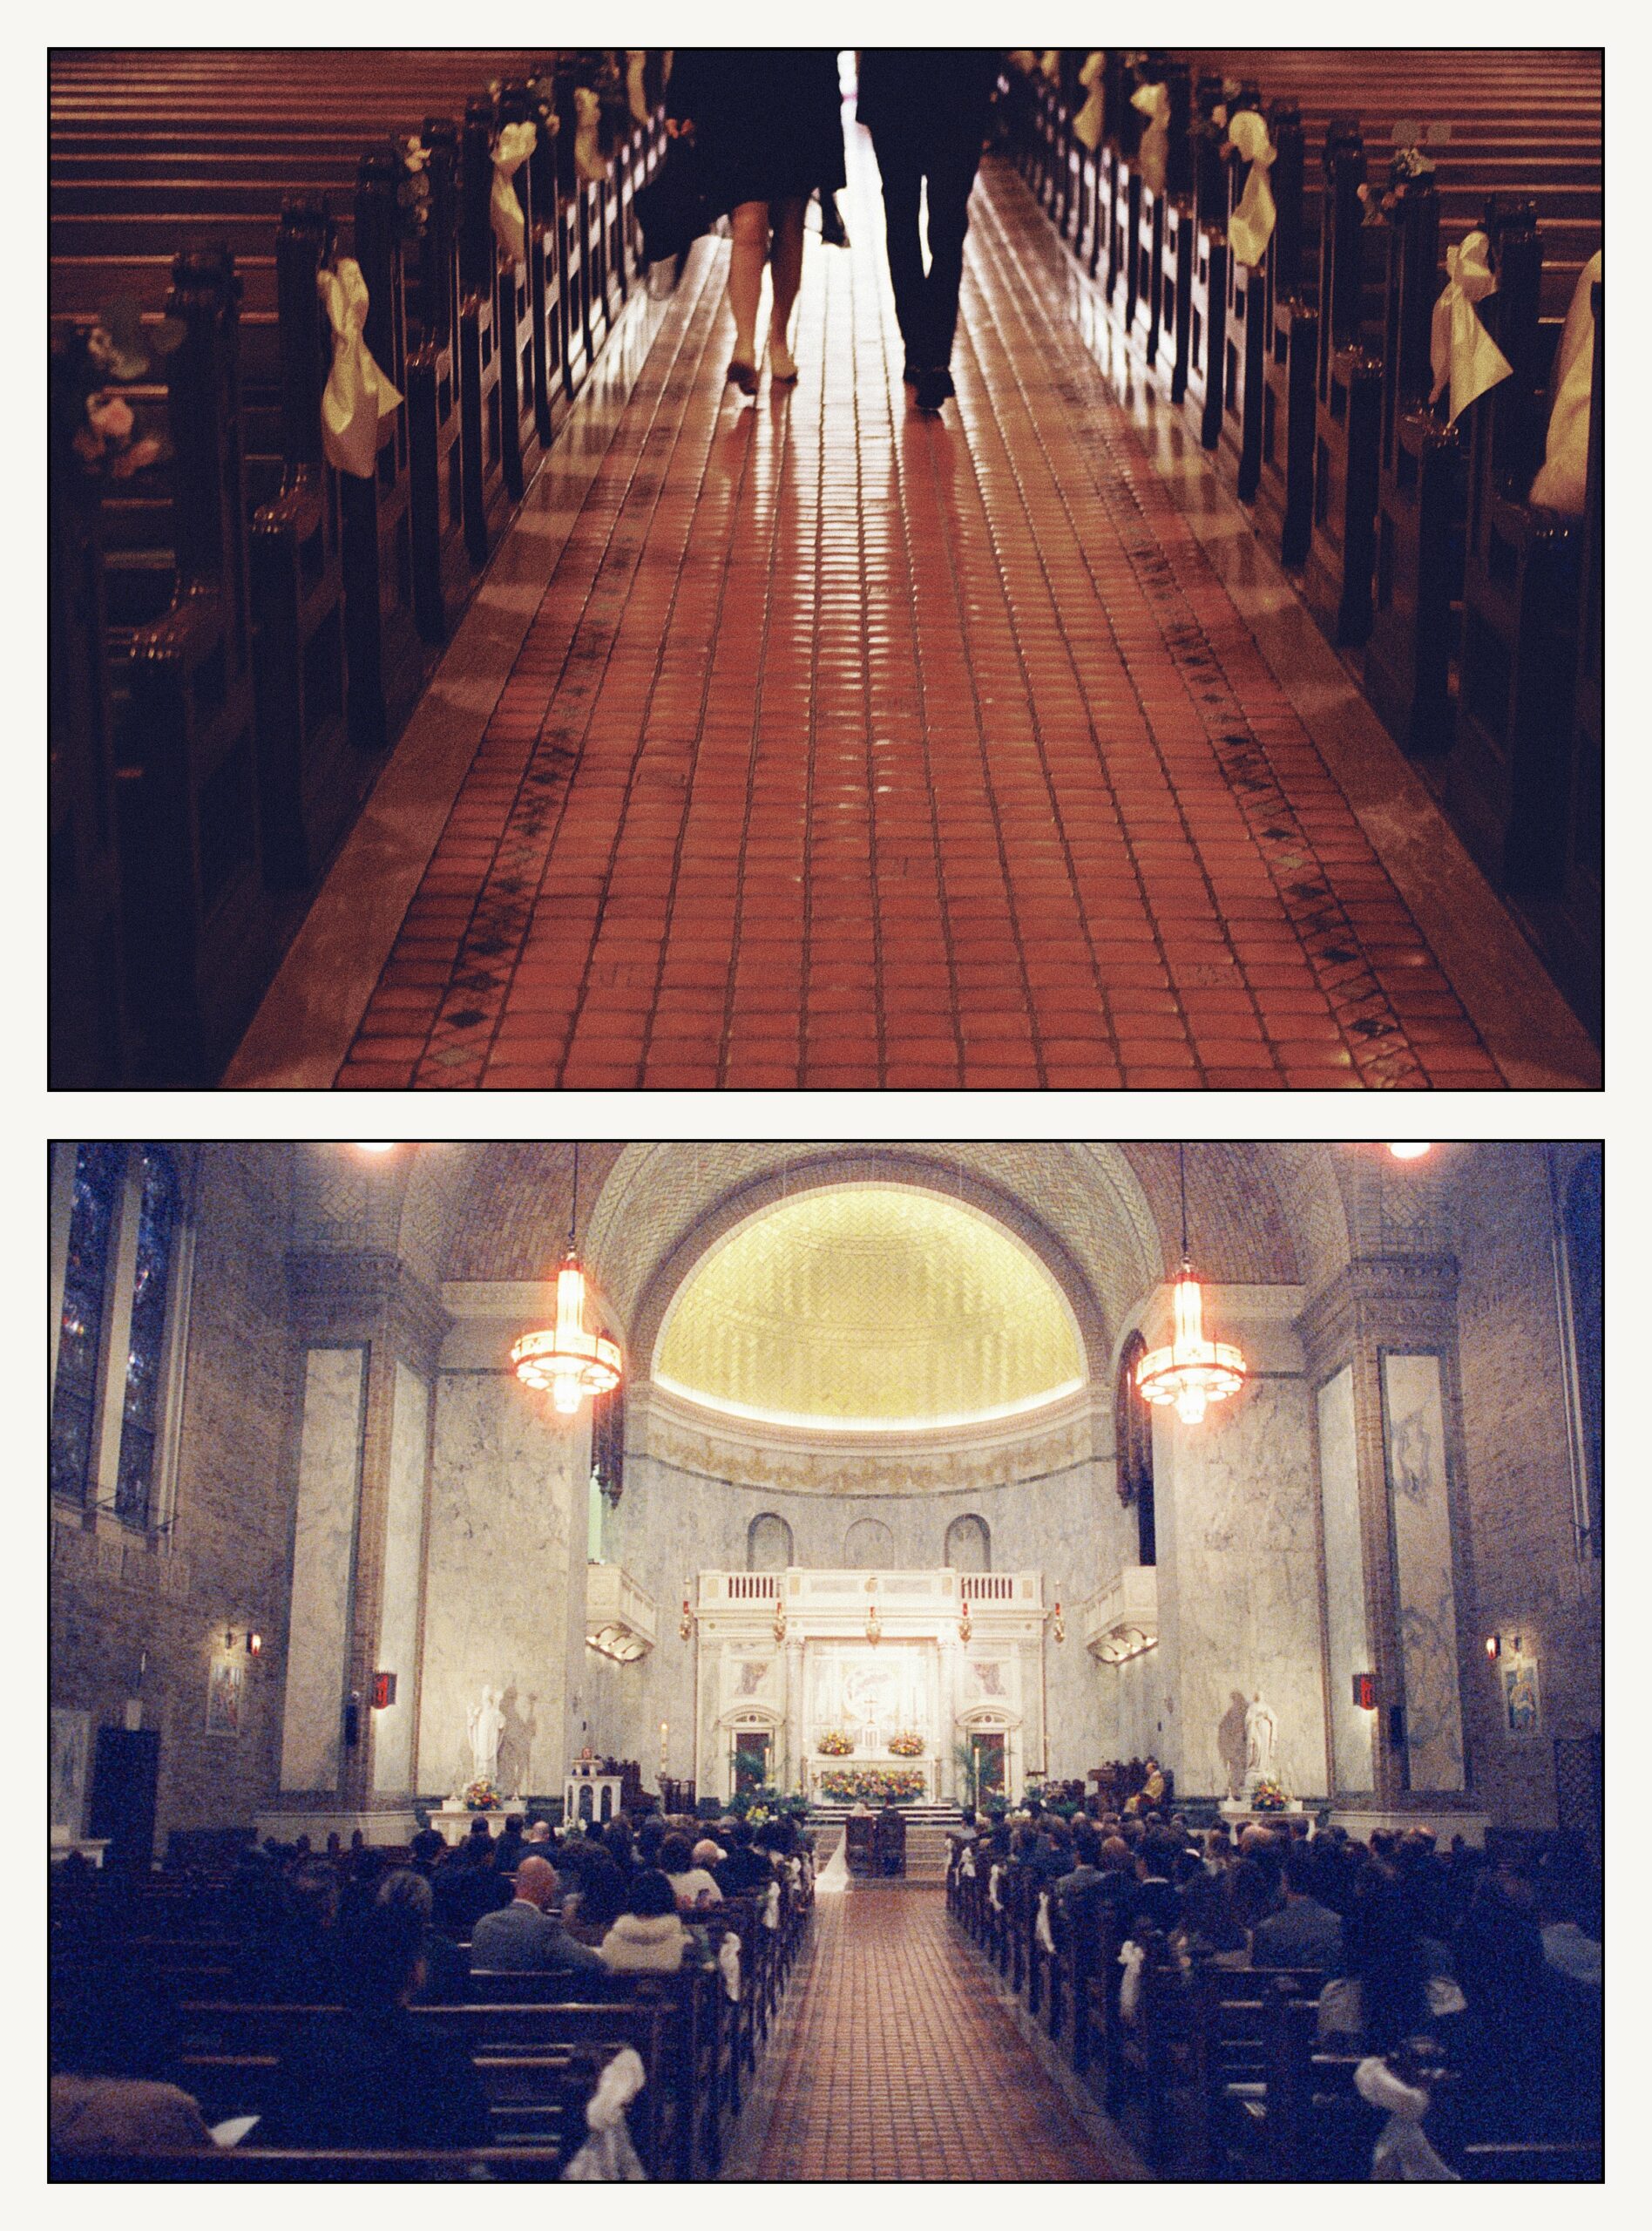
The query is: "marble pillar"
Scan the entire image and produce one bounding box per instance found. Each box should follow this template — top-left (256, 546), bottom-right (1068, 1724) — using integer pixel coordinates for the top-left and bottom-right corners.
top-left (371, 1363), bottom-right (431, 1794)
top-left (1317, 1365), bottom-right (1374, 1793)
top-left (280, 1348), bottom-right (366, 1792)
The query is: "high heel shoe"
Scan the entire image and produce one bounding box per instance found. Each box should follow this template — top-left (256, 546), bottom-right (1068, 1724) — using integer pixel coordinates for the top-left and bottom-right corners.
top-left (727, 358), bottom-right (759, 397)
top-left (767, 332), bottom-right (798, 384)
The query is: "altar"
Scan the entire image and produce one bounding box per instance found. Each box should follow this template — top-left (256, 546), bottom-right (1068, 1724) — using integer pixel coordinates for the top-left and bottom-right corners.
top-left (690, 1567), bottom-right (1049, 1807)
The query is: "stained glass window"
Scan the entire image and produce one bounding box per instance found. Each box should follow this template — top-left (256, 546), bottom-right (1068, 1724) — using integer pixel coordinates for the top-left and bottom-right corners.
top-left (114, 1148), bottom-right (179, 1529)
top-left (49, 1143), bottom-right (123, 1505)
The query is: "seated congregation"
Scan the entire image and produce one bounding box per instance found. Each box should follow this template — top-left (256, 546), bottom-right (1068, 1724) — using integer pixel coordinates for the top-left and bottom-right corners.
top-left (50, 1807), bottom-right (813, 2180)
top-left (948, 1801), bottom-right (1601, 2181)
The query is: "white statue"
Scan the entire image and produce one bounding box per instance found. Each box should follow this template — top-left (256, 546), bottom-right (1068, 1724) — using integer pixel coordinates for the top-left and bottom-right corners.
top-left (467, 1685), bottom-right (504, 1785)
top-left (1244, 1692), bottom-right (1279, 1783)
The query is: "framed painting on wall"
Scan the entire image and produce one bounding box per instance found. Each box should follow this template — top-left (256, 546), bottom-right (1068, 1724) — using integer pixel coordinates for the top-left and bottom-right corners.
top-left (206, 1655), bottom-right (244, 1735)
top-left (50, 1706), bottom-right (91, 1838)
top-left (1503, 1657), bottom-right (1541, 1737)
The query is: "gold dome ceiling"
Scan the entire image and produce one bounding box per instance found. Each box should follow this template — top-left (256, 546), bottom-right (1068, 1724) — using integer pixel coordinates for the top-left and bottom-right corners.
top-left (652, 1184), bottom-right (1086, 1432)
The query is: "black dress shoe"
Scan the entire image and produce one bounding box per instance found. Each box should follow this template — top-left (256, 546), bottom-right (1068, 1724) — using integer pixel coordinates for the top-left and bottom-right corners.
top-left (903, 362), bottom-right (921, 386)
top-left (914, 366), bottom-right (951, 413)
top-left (727, 359), bottom-right (759, 397)
top-left (931, 363), bottom-right (956, 401)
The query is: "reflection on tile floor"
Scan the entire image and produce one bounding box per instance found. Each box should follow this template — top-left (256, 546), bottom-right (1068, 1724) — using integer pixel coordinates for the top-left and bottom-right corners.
top-left (327, 132), bottom-right (1538, 1089)
top-left (731, 1882), bottom-right (1121, 2181)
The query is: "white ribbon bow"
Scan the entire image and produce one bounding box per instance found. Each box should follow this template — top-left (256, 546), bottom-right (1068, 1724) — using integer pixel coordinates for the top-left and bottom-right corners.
top-left (1354, 2057), bottom-right (1460, 2180)
top-left (317, 260), bottom-right (402, 480)
top-left (1430, 231), bottom-right (1513, 425)
top-left (1118, 1937), bottom-right (1145, 2022)
top-left (1036, 1891), bottom-right (1057, 1956)
top-left (491, 120), bottom-right (537, 261)
top-left (1227, 111), bottom-right (1277, 268)
top-left (1073, 52), bottom-right (1107, 152)
top-left (717, 1930), bottom-right (741, 2003)
top-left (762, 1881), bottom-right (780, 1930)
top-left (1132, 81), bottom-right (1170, 197)
top-left (1529, 248), bottom-right (1601, 515)
top-left (987, 1862), bottom-right (1003, 1911)
top-left (587, 2046), bottom-right (646, 2129)
top-left (574, 86), bottom-right (609, 184)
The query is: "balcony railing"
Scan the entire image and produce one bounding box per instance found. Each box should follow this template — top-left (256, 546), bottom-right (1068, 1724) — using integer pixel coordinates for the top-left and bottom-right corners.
top-left (1080, 1565), bottom-right (1159, 1662)
top-left (586, 1563), bottom-right (658, 1662)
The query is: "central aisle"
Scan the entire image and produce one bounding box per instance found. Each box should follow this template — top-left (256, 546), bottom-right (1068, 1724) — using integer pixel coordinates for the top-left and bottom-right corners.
top-left (728, 1882), bottom-right (1121, 2181)
top-left (229, 111), bottom-right (1595, 1088)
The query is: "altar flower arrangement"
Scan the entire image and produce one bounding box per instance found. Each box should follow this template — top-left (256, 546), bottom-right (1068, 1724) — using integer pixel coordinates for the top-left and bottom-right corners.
top-left (887, 1731), bottom-right (926, 1758)
top-left (1249, 1778), bottom-right (1290, 1813)
top-left (464, 1776), bottom-right (503, 1811)
top-left (818, 1766), bottom-right (925, 1803)
top-left (816, 1730), bottom-right (854, 1757)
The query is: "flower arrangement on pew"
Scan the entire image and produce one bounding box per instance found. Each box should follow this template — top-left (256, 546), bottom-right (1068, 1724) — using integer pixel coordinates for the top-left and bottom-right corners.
top-left (816, 1730), bottom-right (854, 1757)
top-left (464, 1776), bottom-right (503, 1812)
top-left (887, 1731), bottom-right (926, 1758)
top-left (1249, 1777), bottom-right (1290, 1814)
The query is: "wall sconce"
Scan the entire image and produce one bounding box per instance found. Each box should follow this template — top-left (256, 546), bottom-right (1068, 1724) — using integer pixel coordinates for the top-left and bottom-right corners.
top-left (1386, 1143), bottom-right (1432, 1162)
top-left (680, 1593), bottom-right (694, 1641)
top-left (959, 1593), bottom-right (972, 1644)
top-left (1053, 1600), bottom-right (1066, 1644)
top-left (1485, 1634), bottom-right (1501, 1659)
top-left (247, 1633), bottom-right (262, 1657)
top-left (225, 1627), bottom-right (262, 1656)
top-left (773, 1597), bottom-right (788, 1644)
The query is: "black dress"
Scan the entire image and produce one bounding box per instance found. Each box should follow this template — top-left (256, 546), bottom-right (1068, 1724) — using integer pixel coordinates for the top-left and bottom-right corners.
top-left (667, 50), bottom-right (847, 215)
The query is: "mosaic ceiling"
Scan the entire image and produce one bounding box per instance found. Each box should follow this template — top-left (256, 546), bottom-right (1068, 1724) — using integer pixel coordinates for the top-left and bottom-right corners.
top-left (652, 1183), bottom-right (1087, 1432)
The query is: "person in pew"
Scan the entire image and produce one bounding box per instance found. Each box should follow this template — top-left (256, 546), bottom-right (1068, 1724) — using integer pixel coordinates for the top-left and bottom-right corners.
top-left (409, 1821), bottom-right (446, 1874)
top-left (665, 51), bottom-right (847, 395)
top-left (469, 1855), bottom-right (606, 1978)
top-left (1251, 1841), bottom-right (1345, 1972)
top-left (1051, 1822), bottom-right (1106, 1934)
top-left (599, 1868), bottom-right (705, 1975)
top-left (431, 1830), bottom-right (512, 1941)
top-left (1124, 1829), bottom-right (1182, 1936)
top-left (233, 1860), bottom-right (344, 2004)
top-left (1318, 1872), bottom-right (1465, 2057)
top-left (494, 1814), bottom-right (528, 1879)
top-left (635, 1814), bottom-right (668, 1869)
top-left (563, 1851), bottom-right (629, 1931)
top-left (660, 1833), bottom-right (724, 1911)
top-left (376, 1868), bottom-right (469, 2005)
top-left (600, 1816), bottom-right (638, 1876)
top-left (263, 1905), bottom-right (489, 2151)
top-left (714, 1816), bottom-right (777, 1896)
top-left (51, 1950), bottom-right (213, 2158)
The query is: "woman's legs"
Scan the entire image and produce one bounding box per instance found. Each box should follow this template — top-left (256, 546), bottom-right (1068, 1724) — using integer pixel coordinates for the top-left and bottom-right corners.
top-left (767, 197), bottom-right (808, 356)
top-left (727, 200), bottom-right (770, 369)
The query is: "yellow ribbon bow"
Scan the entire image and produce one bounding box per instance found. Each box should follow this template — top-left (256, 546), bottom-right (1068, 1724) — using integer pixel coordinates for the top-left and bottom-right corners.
top-left (1132, 80), bottom-right (1170, 197)
top-left (490, 119), bottom-right (537, 261)
top-left (1430, 231), bottom-right (1513, 425)
top-left (1227, 110), bottom-right (1277, 268)
top-left (317, 260), bottom-right (402, 480)
top-left (1074, 52), bottom-right (1107, 152)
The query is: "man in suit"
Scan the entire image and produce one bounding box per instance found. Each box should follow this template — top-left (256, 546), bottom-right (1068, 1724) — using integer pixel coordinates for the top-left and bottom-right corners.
top-left (856, 50), bottom-right (1003, 413)
top-left (469, 1855), bottom-right (606, 1977)
top-left (1251, 1842), bottom-right (1344, 1972)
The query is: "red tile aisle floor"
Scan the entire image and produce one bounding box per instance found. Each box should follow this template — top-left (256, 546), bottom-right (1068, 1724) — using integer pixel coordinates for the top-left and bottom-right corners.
top-left (729, 1882), bottom-right (1121, 2180)
top-left (335, 131), bottom-right (1508, 1090)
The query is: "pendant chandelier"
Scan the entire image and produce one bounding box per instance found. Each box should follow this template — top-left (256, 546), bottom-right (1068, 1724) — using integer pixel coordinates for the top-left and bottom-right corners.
top-left (511, 1143), bottom-right (622, 1416)
top-left (1135, 1143), bottom-right (1247, 1427)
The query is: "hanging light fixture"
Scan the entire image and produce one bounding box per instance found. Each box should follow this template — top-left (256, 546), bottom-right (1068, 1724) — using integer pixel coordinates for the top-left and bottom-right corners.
top-left (1386, 1142), bottom-right (1432, 1161)
top-left (959, 1589), bottom-right (972, 1644)
top-left (1135, 1144), bottom-right (1247, 1427)
top-left (511, 1143), bottom-right (622, 1417)
top-left (773, 1590), bottom-right (788, 1645)
top-left (866, 1575), bottom-right (882, 1648)
top-left (680, 1590), bottom-right (694, 1642)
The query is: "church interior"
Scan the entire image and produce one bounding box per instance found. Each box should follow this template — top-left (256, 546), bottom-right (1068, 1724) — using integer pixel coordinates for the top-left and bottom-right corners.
top-left (49, 47), bottom-right (1602, 1090)
top-left (49, 1139), bottom-right (1604, 2180)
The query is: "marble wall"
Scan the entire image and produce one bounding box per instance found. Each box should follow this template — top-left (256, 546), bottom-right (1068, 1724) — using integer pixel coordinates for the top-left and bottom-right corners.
top-left (1382, 1352), bottom-right (1466, 1792)
top-left (417, 1372), bottom-right (582, 1799)
top-left (1155, 1373), bottom-right (1328, 1800)
top-left (371, 1363), bottom-right (431, 1794)
top-left (279, 1347), bottom-right (366, 1792)
top-left (596, 1449), bottom-right (1117, 1783)
top-left (1316, 1366), bottom-right (1374, 1793)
